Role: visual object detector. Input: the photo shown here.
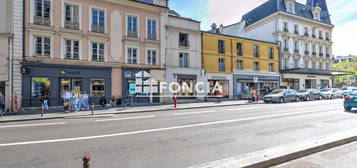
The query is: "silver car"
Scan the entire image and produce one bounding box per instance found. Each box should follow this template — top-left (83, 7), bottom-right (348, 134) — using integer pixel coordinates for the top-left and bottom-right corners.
top-left (320, 88), bottom-right (343, 99)
top-left (263, 89), bottom-right (300, 103)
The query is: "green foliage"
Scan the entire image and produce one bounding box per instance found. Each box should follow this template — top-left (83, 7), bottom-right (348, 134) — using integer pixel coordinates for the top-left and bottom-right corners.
top-left (332, 61), bottom-right (357, 85)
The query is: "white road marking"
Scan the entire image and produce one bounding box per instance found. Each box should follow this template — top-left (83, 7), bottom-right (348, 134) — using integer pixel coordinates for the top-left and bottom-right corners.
top-left (0, 109), bottom-right (336, 147)
top-left (0, 122), bottom-right (67, 129)
top-left (95, 115), bottom-right (156, 122)
top-left (174, 111), bottom-right (216, 116)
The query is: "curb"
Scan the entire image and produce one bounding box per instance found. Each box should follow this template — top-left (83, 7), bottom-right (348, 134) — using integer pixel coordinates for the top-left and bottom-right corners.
top-left (188, 128), bottom-right (357, 168)
top-left (0, 102), bottom-right (261, 123)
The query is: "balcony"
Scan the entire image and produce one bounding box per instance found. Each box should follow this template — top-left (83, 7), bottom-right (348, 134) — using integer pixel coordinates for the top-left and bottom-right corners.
top-left (34, 16), bottom-right (51, 26)
top-left (64, 21), bottom-right (79, 30)
top-left (312, 52), bottom-right (316, 56)
top-left (179, 40), bottom-right (189, 47)
top-left (294, 49), bottom-right (300, 53)
top-left (147, 34), bottom-right (157, 40)
top-left (319, 53), bottom-right (324, 57)
top-left (319, 36), bottom-right (323, 40)
top-left (91, 25), bottom-right (105, 33)
top-left (326, 37), bottom-right (330, 41)
top-left (326, 54), bottom-right (330, 58)
top-left (304, 51), bottom-right (309, 55)
top-left (294, 31), bottom-right (299, 35)
top-left (127, 31), bottom-right (138, 38)
top-left (312, 34), bottom-right (316, 38)
top-left (283, 28), bottom-right (289, 33)
top-left (304, 33), bottom-right (309, 37)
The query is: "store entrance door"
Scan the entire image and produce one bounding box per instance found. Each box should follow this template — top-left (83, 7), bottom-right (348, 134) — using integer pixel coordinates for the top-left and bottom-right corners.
top-left (0, 81), bottom-right (5, 97)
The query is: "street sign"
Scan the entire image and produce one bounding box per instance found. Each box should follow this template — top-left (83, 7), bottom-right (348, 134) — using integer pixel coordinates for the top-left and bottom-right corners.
top-left (253, 76), bottom-right (259, 83)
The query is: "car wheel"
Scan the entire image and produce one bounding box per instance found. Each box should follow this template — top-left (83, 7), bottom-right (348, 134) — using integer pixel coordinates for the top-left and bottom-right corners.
top-left (345, 106), bottom-right (352, 111)
top-left (295, 97), bottom-right (299, 102)
top-left (306, 96), bottom-right (310, 101)
top-left (331, 95), bottom-right (334, 99)
top-left (280, 97), bottom-right (285, 103)
top-left (319, 95), bottom-right (323, 100)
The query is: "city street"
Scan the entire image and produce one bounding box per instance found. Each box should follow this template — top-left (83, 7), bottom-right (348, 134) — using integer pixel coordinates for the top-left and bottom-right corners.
top-left (1, 99), bottom-right (356, 168)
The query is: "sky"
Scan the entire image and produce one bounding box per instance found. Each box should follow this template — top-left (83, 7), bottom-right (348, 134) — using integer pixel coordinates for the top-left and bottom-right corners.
top-left (169, 0), bottom-right (357, 56)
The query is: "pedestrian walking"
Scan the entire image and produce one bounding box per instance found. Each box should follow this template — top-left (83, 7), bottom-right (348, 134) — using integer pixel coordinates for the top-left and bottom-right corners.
top-left (40, 94), bottom-right (49, 113)
top-left (0, 92), bottom-right (4, 117)
top-left (247, 89), bottom-right (253, 103)
top-left (99, 96), bottom-right (107, 107)
top-left (254, 88), bottom-right (259, 103)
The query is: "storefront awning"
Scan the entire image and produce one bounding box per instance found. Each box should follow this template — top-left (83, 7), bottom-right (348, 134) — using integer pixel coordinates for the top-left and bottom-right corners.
top-left (281, 68), bottom-right (353, 76)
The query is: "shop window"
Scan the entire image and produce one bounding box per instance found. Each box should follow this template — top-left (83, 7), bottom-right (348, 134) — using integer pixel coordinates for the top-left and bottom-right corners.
top-left (91, 79), bottom-right (105, 97)
top-left (237, 43), bottom-right (243, 56)
top-left (127, 47), bottom-right (138, 64)
top-left (91, 42), bottom-right (104, 61)
top-left (34, 36), bottom-right (51, 56)
top-left (218, 40), bottom-right (225, 54)
top-left (31, 77), bottom-right (51, 97)
top-left (179, 52), bottom-right (189, 68)
top-left (64, 40), bottom-right (79, 60)
top-left (147, 50), bottom-right (156, 65)
top-left (219, 58), bottom-right (225, 72)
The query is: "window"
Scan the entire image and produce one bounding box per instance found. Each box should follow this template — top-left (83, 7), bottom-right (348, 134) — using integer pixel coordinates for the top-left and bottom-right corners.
top-left (91, 42), bottom-right (104, 62)
top-left (64, 3), bottom-right (79, 30)
top-left (127, 48), bottom-right (138, 64)
top-left (304, 27), bottom-right (309, 36)
top-left (304, 42), bottom-right (309, 54)
top-left (268, 47), bottom-right (274, 59)
top-left (326, 47), bottom-right (330, 57)
top-left (237, 43), bottom-right (243, 56)
top-left (305, 60), bottom-right (309, 68)
top-left (179, 52), bottom-right (189, 68)
top-left (319, 46), bottom-right (323, 56)
top-left (312, 61), bottom-right (316, 69)
top-left (219, 58), bottom-right (225, 72)
top-left (253, 45), bottom-right (259, 57)
top-left (319, 62), bottom-right (323, 70)
top-left (218, 40), bottom-right (225, 54)
top-left (147, 50), bottom-right (156, 65)
top-left (319, 30), bottom-right (323, 39)
top-left (34, 0), bottom-right (51, 26)
top-left (269, 63), bottom-right (274, 72)
top-left (326, 32), bottom-right (330, 41)
top-left (127, 16), bottom-right (138, 38)
top-left (64, 40), bottom-right (79, 60)
top-left (294, 24), bottom-right (299, 34)
top-left (312, 27), bottom-right (316, 38)
top-left (147, 19), bottom-right (157, 40)
top-left (237, 60), bottom-right (243, 70)
top-left (179, 33), bottom-right (189, 47)
top-left (284, 22), bottom-right (289, 32)
top-left (294, 41), bottom-right (299, 53)
top-left (254, 62), bottom-right (260, 71)
top-left (326, 63), bottom-right (330, 70)
top-left (294, 59), bottom-right (299, 68)
top-left (34, 36), bottom-right (51, 56)
top-left (91, 9), bottom-right (105, 33)
top-left (31, 77), bottom-right (51, 97)
top-left (91, 79), bottom-right (105, 97)
top-left (284, 58), bottom-right (289, 69)
top-left (312, 45), bottom-right (316, 55)
top-left (284, 39), bottom-right (289, 51)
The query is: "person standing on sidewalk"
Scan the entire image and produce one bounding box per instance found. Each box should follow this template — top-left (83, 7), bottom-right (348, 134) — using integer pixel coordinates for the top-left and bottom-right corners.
top-left (247, 89), bottom-right (253, 104)
top-left (253, 88), bottom-right (259, 103)
top-left (0, 92), bottom-right (4, 117)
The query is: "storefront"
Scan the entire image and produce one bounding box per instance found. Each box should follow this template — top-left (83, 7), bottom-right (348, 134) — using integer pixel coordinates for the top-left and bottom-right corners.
top-left (122, 68), bottom-right (163, 104)
top-left (283, 78), bottom-right (300, 90)
top-left (234, 74), bottom-right (280, 99)
top-left (206, 74), bottom-right (233, 98)
top-left (175, 74), bottom-right (197, 98)
top-left (21, 63), bottom-right (112, 107)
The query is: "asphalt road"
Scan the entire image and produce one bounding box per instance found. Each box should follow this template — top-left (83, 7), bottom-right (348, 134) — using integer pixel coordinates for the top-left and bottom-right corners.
top-left (0, 99), bottom-right (356, 168)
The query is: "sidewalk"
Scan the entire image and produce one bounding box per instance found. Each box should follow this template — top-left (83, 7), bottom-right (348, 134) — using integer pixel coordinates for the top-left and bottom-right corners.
top-left (0, 100), bottom-right (261, 123)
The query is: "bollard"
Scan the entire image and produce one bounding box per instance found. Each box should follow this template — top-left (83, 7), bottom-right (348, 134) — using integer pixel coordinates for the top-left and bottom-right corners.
top-left (173, 94), bottom-right (177, 108)
top-left (91, 103), bottom-right (94, 115)
top-left (82, 155), bottom-right (91, 168)
top-left (41, 103), bottom-right (44, 117)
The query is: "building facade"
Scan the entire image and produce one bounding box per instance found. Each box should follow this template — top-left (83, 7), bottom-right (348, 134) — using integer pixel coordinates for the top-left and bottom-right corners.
top-left (165, 10), bottom-right (205, 101)
top-left (22, 0), bottom-right (168, 107)
top-left (202, 31), bottom-right (279, 99)
top-left (334, 55), bottom-right (355, 64)
top-left (222, 0), bottom-right (334, 90)
top-left (0, 0), bottom-right (23, 111)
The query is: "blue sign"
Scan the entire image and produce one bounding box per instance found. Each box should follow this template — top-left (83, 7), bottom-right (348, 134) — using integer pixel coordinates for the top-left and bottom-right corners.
top-left (129, 84), bottom-right (136, 95)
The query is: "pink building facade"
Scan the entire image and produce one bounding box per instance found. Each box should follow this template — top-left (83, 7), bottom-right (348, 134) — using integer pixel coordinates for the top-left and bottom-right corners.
top-left (22, 0), bottom-right (168, 107)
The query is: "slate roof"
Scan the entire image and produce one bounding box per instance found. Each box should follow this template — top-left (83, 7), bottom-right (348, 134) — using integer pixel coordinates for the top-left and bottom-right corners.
top-left (242, 0), bottom-right (332, 27)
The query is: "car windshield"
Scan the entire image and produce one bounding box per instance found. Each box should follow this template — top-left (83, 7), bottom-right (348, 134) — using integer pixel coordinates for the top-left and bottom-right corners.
top-left (298, 90), bottom-right (307, 93)
top-left (321, 89), bottom-right (331, 92)
top-left (270, 90), bottom-right (284, 94)
top-left (349, 91), bottom-right (357, 96)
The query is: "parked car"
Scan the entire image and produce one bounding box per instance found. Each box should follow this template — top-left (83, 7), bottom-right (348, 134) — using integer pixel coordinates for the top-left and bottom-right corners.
top-left (297, 89), bottom-right (323, 101)
top-left (343, 91), bottom-right (357, 111)
top-left (263, 89), bottom-right (299, 103)
top-left (342, 87), bottom-right (357, 97)
top-left (320, 88), bottom-right (343, 99)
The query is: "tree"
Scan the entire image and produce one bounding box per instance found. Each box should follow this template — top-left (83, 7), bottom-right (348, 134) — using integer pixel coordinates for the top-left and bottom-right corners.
top-left (332, 61), bottom-right (357, 86)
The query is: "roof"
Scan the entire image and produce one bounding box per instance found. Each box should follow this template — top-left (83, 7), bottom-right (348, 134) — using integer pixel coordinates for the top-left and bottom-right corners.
top-left (242, 0), bottom-right (332, 27)
top-left (168, 10), bottom-right (201, 23)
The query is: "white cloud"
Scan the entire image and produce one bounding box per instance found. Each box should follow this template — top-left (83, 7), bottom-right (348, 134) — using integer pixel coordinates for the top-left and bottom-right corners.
top-left (333, 20), bottom-right (357, 56)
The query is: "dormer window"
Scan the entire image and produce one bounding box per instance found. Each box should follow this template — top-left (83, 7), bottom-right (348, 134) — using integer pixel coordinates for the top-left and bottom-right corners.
top-left (312, 6), bottom-right (321, 21)
top-left (285, 0), bottom-right (296, 13)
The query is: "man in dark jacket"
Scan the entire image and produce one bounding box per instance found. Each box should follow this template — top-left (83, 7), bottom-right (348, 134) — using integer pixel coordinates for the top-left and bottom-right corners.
top-left (0, 92), bottom-right (4, 117)
top-left (99, 96), bottom-right (107, 107)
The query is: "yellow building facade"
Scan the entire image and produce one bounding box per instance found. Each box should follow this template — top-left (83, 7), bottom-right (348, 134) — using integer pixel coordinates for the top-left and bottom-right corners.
top-left (202, 32), bottom-right (281, 99)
